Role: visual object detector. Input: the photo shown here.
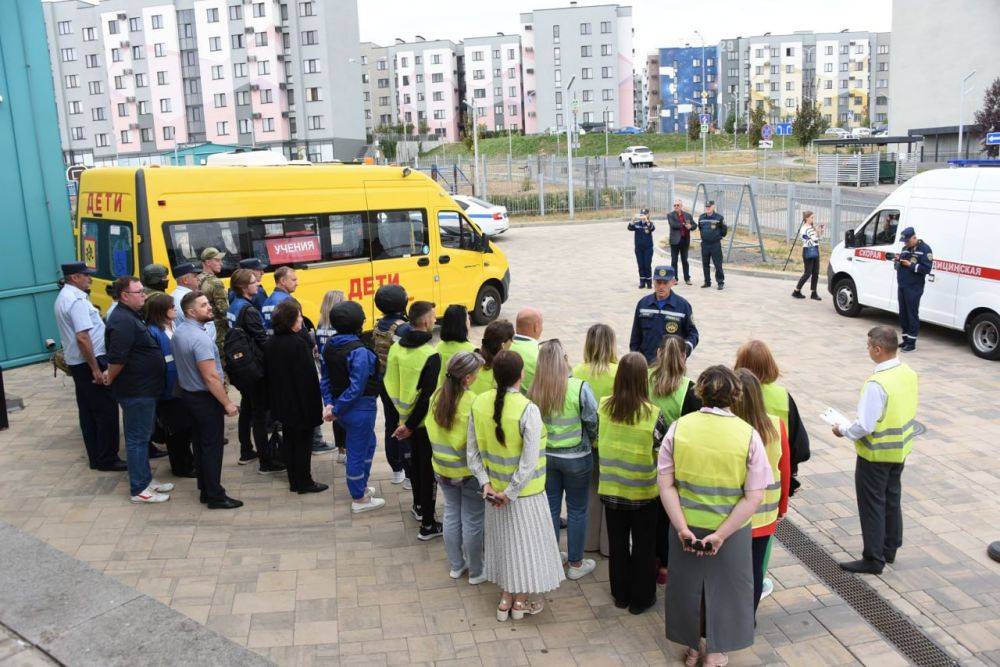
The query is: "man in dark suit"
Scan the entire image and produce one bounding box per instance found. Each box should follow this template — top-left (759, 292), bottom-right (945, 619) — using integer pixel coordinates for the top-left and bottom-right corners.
top-left (667, 199), bottom-right (697, 285)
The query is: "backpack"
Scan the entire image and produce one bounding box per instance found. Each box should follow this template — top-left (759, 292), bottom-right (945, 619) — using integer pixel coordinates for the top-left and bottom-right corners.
top-left (322, 339), bottom-right (379, 399)
top-left (223, 304), bottom-right (264, 391)
top-left (371, 318), bottom-right (403, 375)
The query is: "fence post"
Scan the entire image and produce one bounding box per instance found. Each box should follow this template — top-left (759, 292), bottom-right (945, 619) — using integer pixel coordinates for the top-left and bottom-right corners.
top-left (830, 186), bottom-right (841, 250)
top-left (453, 164), bottom-right (458, 195)
top-left (507, 154), bottom-right (512, 183)
top-left (856, 152), bottom-right (861, 189)
top-left (785, 183), bottom-right (796, 243)
top-left (623, 163), bottom-right (631, 214)
top-left (539, 169), bottom-right (546, 217)
top-left (646, 174), bottom-right (653, 212)
top-left (603, 157), bottom-right (609, 192)
top-left (668, 173), bottom-right (675, 208)
top-left (584, 157), bottom-right (591, 210)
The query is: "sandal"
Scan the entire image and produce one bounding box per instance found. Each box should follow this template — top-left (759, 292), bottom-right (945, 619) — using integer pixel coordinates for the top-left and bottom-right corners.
top-left (496, 593), bottom-right (513, 622)
top-left (510, 597), bottom-right (544, 620)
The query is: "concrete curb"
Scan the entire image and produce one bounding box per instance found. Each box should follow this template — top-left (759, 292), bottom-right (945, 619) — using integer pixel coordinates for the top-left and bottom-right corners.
top-left (0, 521), bottom-right (274, 667)
top-left (725, 266), bottom-right (829, 286)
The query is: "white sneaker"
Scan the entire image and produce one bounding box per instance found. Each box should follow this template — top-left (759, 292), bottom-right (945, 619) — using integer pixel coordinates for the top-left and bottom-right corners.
top-left (403, 477), bottom-right (412, 490)
top-left (560, 551), bottom-right (568, 564)
top-left (336, 451), bottom-right (346, 464)
top-left (449, 565), bottom-right (468, 579)
top-left (391, 470), bottom-right (406, 484)
top-left (567, 558), bottom-right (597, 580)
top-left (149, 480), bottom-right (174, 493)
top-left (469, 573), bottom-right (488, 585)
top-left (130, 486), bottom-right (170, 503)
top-left (351, 496), bottom-right (386, 514)
top-left (761, 577), bottom-right (774, 600)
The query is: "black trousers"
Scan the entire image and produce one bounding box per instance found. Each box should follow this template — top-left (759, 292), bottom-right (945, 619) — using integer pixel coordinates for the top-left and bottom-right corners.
top-left (670, 237), bottom-right (691, 282)
top-left (634, 245), bottom-right (653, 284)
top-left (655, 503), bottom-right (670, 567)
top-left (181, 390), bottom-right (227, 503)
top-left (282, 425), bottom-right (316, 490)
top-left (605, 502), bottom-right (658, 609)
top-left (898, 285), bottom-right (923, 341)
top-left (69, 358), bottom-right (121, 468)
top-left (238, 381), bottom-right (274, 463)
top-left (380, 386), bottom-right (411, 475)
top-left (409, 427), bottom-right (437, 527)
top-left (701, 242), bottom-right (725, 285)
top-left (751, 534), bottom-right (771, 612)
top-left (855, 456), bottom-right (904, 565)
top-left (156, 398), bottom-right (195, 476)
top-left (796, 255), bottom-right (820, 292)
top-left (332, 421), bottom-right (346, 450)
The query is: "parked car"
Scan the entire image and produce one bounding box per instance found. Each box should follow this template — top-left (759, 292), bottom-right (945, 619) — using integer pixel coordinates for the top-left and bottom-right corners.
top-left (618, 146), bottom-right (654, 167)
top-left (449, 195), bottom-right (510, 236)
top-left (825, 127), bottom-right (850, 139)
top-left (851, 127), bottom-right (873, 138)
top-left (615, 126), bottom-right (642, 135)
top-left (579, 122), bottom-right (606, 133)
top-left (872, 126), bottom-right (889, 136)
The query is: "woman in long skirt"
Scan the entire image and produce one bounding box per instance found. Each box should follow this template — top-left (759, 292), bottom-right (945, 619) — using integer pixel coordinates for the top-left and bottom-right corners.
top-left (657, 366), bottom-right (774, 666)
top-left (467, 351), bottom-right (565, 620)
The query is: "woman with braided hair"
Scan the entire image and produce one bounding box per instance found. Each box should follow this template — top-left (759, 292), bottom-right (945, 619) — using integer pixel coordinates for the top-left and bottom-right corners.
top-left (467, 350), bottom-right (564, 621)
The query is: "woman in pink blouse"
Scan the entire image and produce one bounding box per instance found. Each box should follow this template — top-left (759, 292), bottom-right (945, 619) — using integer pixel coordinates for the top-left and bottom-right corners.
top-left (657, 366), bottom-right (773, 667)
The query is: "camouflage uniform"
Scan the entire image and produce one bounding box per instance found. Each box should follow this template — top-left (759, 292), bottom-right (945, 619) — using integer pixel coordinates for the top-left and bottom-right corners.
top-left (198, 271), bottom-right (229, 353)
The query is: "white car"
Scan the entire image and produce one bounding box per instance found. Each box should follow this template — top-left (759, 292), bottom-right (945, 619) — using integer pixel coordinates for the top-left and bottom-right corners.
top-left (825, 127), bottom-right (850, 139)
top-left (619, 146), bottom-right (654, 167)
top-left (851, 127), bottom-right (873, 138)
top-left (449, 195), bottom-right (510, 236)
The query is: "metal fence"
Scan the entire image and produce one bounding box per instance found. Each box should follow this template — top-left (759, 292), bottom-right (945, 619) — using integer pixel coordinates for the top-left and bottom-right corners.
top-left (413, 156), bottom-right (886, 249)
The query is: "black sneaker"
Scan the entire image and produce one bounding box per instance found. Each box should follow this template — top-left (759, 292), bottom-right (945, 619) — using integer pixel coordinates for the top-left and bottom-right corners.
top-left (418, 521), bottom-right (444, 541)
top-left (717, 283), bottom-right (724, 291)
top-left (238, 452), bottom-right (258, 466)
top-left (258, 461), bottom-right (287, 475)
top-left (791, 290), bottom-right (806, 299)
top-left (410, 504), bottom-right (422, 521)
top-left (810, 293), bottom-right (822, 301)
top-left (900, 343), bottom-right (916, 353)
top-left (701, 283), bottom-right (711, 288)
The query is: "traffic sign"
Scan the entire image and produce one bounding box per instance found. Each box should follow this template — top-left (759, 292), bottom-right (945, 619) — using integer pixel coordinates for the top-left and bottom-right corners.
top-left (66, 164), bottom-right (88, 182)
top-left (699, 113), bottom-right (711, 125)
top-left (571, 98), bottom-right (580, 112)
top-left (700, 125), bottom-right (709, 135)
top-left (759, 140), bottom-right (773, 149)
top-left (775, 122), bottom-right (793, 137)
top-left (987, 132), bottom-right (1000, 146)
top-left (761, 124), bottom-right (773, 140)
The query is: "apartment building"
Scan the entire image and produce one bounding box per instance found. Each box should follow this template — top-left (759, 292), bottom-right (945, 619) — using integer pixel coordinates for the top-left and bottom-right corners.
top-left (43, 0), bottom-right (365, 165)
top-left (644, 52), bottom-right (660, 132)
top-left (386, 38), bottom-right (463, 141)
top-left (462, 34), bottom-right (524, 133)
top-left (717, 30), bottom-right (891, 132)
top-left (360, 41), bottom-right (396, 131)
top-left (520, 3), bottom-right (634, 134)
top-left (657, 45), bottom-right (718, 134)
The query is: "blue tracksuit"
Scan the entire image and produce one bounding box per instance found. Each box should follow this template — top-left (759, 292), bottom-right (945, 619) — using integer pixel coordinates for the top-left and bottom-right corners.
top-left (629, 292), bottom-right (699, 362)
top-left (228, 285), bottom-right (268, 310)
top-left (896, 240), bottom-right (933, 342)
top-left (262, 289), bottom-right (292, 334)
top-left (628, 217), bottom-right (656, 285)
top-left (320, 334), bottom-right (379, 499)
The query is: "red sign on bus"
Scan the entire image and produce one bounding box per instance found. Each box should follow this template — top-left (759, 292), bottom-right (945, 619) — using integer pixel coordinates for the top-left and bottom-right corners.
top-left (265, 235), bottom-right (321, 263)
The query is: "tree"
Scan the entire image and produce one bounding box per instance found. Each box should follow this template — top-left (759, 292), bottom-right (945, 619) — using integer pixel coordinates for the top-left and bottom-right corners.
top-left (379, 138), bottom-right (397, 162)
top-left (723, 112), bottom-right (735, 135)
top-left (748, 104), bottom-right (767, 145)
top-left (418, 120), bottom-right (430, 136)
top-left (974, 76), bottom-right (1000, 157)
top-left (687, 114), bottom-right (701, 141)
top-left (792, 98), bottom-right (830, 147)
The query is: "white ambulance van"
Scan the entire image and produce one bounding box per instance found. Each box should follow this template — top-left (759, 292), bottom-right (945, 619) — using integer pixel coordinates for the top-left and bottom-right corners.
top-left (827, 167), bottom-right (1000, 360)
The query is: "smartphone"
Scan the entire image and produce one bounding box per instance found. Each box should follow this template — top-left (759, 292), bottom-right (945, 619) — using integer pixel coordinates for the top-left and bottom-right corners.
top-left (485, 492), bottom-right (502, 506)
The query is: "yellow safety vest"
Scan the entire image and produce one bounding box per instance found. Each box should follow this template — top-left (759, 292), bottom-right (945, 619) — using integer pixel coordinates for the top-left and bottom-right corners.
top-left (509, 337), bottom-right (539, 392)
top-left (760, 382), bottom-right (789, 428)
top-left (572, 362), bottom-right (618, 404)
top-left (596, 397), bottom-right (661, 501)
top-left (427, 389), bottom-right (475, 479)
top-left (854, 363), bottom-right (918, 463)
top-left (435, 340), bottom-right (475, 387)
top-left (543, 377), bottom-right (584, 450)
top-left (648, 372), bottom-right (690, 426)
top-left (385, 342), bottom-right (436, 421)
top-left (751, 415), bottom-right (783, 529)
top-left (673, 411), bottom-right (752, 530)
top-left (468, 365), bottom-right (495, 396)
top-left (471, 390), bottom-right (546, 496)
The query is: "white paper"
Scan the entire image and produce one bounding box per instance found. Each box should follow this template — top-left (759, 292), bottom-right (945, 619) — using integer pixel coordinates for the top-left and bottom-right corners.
top-left (820, 407), bottom-right (852, 430)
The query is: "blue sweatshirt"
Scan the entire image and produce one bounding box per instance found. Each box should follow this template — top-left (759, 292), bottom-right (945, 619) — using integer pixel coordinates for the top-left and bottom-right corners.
top-left (148, 324), bottom-right (177, 401)
top-left (320, 334), bottom-right (379, 415)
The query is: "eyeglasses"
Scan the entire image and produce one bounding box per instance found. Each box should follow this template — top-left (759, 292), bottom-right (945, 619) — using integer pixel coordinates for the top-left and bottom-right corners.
top-left (121, 289), bottom-right (145, 295)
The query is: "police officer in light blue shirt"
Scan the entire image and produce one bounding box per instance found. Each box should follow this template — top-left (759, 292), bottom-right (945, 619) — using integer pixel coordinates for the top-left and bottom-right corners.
top-left (54, 262), bottom-right (124, 471)
top-left (629, 265), bottom-right (699, 362)
top-left (894, 227), bottom-right (933, 352)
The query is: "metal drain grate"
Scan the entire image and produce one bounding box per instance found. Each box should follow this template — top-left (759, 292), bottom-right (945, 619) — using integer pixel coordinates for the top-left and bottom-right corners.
top-left (775, 519), bottom-right (958, 667)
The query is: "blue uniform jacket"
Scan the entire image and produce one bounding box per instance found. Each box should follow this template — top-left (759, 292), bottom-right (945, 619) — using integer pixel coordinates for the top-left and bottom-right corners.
top-left (698, 212), bottom-right (727, 245)
top-left (320, 334), bottom-right (379, 415)
top-left (629, 292), bottom-right (699, 362)
top-left (262, 289), bottom-right (292, 333)
top-left (627, 218), bottom-right (656, 249)
top-left (228, 285), bottom-right (268, 311)
top-left (896, 240), bottom-right (933, 290)
top-left (148, 324), bottom-right (177, 401)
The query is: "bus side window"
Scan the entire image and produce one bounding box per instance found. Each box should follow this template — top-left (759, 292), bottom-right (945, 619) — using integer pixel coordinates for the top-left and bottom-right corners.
top-left (372, 209), bottom-right (429, 258)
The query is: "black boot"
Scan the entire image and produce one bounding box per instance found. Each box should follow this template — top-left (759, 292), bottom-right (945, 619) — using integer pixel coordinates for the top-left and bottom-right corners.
top-left (791, 290), bottom-right (805, 299)
top-left (810, 292), bottom-right (822, 301)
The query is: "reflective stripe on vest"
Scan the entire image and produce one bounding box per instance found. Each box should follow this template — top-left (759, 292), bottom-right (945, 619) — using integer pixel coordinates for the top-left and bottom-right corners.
top-left (854, 364), bottom-right (919, 463)
top-left (386, 343), bottom-right (436, 420)
top-left (471, 390), bottom-right (547, 496)
top-left (572, 362), bottom-right (617, 404)
top-left (760, 383), bottom-right (789, 429)
top-left (435, 340), bottom-right (476, 388)
top-left (427, 389), bottom-right (475, 479)
top-left (648, 372), bottom-right (690, 426)
top-left (752, 414), bottom-right (783, 529)
top-left (543, 377), bottom-right (584, 449)
top-left (596, 397), bottom-right (660, 501)
top-left (673, 411), bottom-right (752, 530)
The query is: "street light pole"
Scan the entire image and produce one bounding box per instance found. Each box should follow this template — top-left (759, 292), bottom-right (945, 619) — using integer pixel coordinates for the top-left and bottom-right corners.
top-left (566, 76), bottom-right (576, 219)
top-left (694, 30), bottom-right (707, 167)
top-left (463, 100), bottom-right (479, 196)
top-left (732, 93), bottom-right (739, 151)
top-left (958, 69), bottom-right (977, 160)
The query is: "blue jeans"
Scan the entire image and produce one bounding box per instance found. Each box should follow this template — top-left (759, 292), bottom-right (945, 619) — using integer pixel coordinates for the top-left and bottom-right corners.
top-left (545, 453), bottom-right (593, 564)
top-left (117, 396), bottom-right (157, 496)
top-left (340, 407), bottom-right (377, 500)
top-left (439, 477), bottom-right (485, 577)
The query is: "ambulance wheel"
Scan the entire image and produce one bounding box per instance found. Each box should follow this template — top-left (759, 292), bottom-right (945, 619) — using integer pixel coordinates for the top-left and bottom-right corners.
top-left (833, 277), bottom-right (862, 317)
top-left (968, 311), bottom-right (1000, 360)
top-left (472, 284), bottom-right (502, 325)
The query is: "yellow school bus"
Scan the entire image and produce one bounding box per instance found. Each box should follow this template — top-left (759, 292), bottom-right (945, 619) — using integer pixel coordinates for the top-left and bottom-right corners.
top-left (74, 164), bottom-right (510, 326)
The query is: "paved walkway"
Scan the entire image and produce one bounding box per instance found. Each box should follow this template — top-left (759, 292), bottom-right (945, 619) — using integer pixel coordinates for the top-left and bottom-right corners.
top-left (1, 221), bottom-right (998, 665)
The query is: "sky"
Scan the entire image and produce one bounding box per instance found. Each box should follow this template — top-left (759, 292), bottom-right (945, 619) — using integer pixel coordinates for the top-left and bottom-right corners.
top-left (359, 0), bottom-right (892, 59)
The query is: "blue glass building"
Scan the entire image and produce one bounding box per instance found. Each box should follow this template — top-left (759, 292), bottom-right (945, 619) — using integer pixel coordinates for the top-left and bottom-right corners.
top-left (658, 46), bottom-right (718, 134)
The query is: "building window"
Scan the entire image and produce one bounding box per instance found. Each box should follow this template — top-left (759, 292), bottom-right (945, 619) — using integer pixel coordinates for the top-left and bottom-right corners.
top-left (142, 127), bottom-right (155, 142)
top-left (299, 1), bottom-right (315, 16)
top-left (304, 58), bottom-right (321, 73)
top-left (253, 2), bottom-right (266, 18)
top-left (229, 5), bottom-right (242, 20)
top-left (693, 74), bottom-right (701, 83)
top-left (825, 80), bottom-right (833, 89)
top-left (473, 88), bottom-right (486, 99)
top-left (840, 62), bottom-right (848, 72)
top-left (232, 34), bottom-right (244, 49)
top-left (154, 43), bottom-right (165, 57)
top-left (95, 133), bottom-right (109, 147)
top-left (138, 100), bottom-right (148, 114)
top-left (160, 98), bottom-right (171, 112)
top-left (581, 45), bottom-right (592, 57)
top-left (255, 32), bottom-right (268, 47)
top-left (770, 82), bottom-right (778, 92)
top-left (824, 45), bottom-right (834, 55)
top-left (185, 51), bottom-right (196, 66)
top-left (181, 22), bottom-right (193, 38)
top-left (877, 79), bottom-right (888, 88)
top-left (432, 54), bottom-right (441, 64)
top-left (308, 115), bottom-right (323, 130)
top-left (71, 127), bottom-right (85, 140)
top-left (239, 119), bottom-right (251, 134)
top-left (132, 46), bottom-right (143, 60)
top-left (117, 103), bottom-right (127, 117)
top-left (306, 87), bottom-right (322, 101)
top-left (186, 79), bottom-right (199, 94)
top-left (415, 74), bottom-right (423, 83)
top-left (785, 81), bottom-right (793, 91)
top-left (206, 7), bottom-right (219, 22)
top-left (601, 44), bottom-right (611, 56)
top-left (840, 80), bottom-right (848, 89)
top-left (209, 36), bottom-right (221, 51)
top-left (415, 55), bottom-right (422, 65)
top-left (876, 112), bottom-right (887, 122)
top-left (602, 89), bottom-right (613, 101)
top-left (60, 48), bottom-right (77, 62)
top-left (233, 62), bottom-right (247, 77)
top-left (211, 65), bottom-right (223, 80)
top-left (114, 76), bottom-right (125, 89)
top-left (707, 58), bottom-right (714, 67)
top-left (554, 47), bottom-right (561, 66)
top-left (91, 107), bottom-right (106, 121)
top-left (493, 67), bottom-right (502, 77)
top-left (378, 77), bottom-right (390, 87)
top-left (492, 49), bottom-right (501, 60)
top-left (554, 69), bottom-right (562, 85)
top-left (785, 64), bottom-right (793, 73)
top-left (601, 66), bottom-right (612, 79)
top-left (473, 69), bottom-right (485, 80)
top-left (257, 60), bottom-right (270, 75)
top-left (824, 63), bottom-right (833, 73)
top-left (57, 20), bottom-right (73, 35)
top-left (509, 86), bottom-right (517, 97)
top-left (878, 62), bottom-right (888, 71)
top-left (120, 130), bottom-right (131, 144)
top-left (262, 118), bottom-right (274, 132)
top-left (785, 98), bottom-right (796, 108)
top-left (163, 126), bottom-right (175, 140)
top-left (601, 20), bottom-right (611, 34)
top-left (86, 53), bottom-right (99, 68)
top-left (154, 71), bottom-right (167, 85)
top-left (582, 67), bottom-right (592, 80)
top-left (552, 24), bottom-right (560, 41)
top-left (64, 75), bottom-right (79, 89)
top-left (81, 26), bottom-right (97, 42)
top-left (261, 88), bottom-right (273, 103)
top-left (582, 90), bottom-right (593, 102)
top-left (508, 48), bottom-right (516, 59)
top-left (301, 30), bottom-right (318, 45)
top-left (236, 91), bottom-right (250, 105)
top-left (216, 121), bottom-right (229, 135)
top-left (877, 44), bottom-right (889, 54)
top-left (755, 65), bottom-right (763, 75)
top-left (472, 50), bottom-right (484, 62)
top-left (580, 22), bottom-right (591, 35)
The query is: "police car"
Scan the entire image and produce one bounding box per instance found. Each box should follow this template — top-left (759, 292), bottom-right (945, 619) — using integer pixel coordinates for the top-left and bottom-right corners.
top-left (449, 195), bottom-right (510, 237)
top-left (827, 167), bottom-right (1000, 360)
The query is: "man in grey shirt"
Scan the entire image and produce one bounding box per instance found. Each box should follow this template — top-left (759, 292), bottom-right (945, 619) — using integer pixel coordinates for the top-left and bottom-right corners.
top-left (172, 290), bottom-right (242, 510)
